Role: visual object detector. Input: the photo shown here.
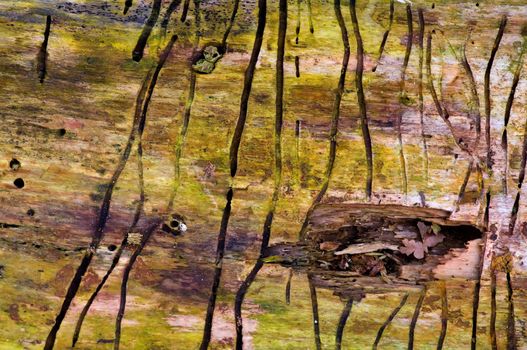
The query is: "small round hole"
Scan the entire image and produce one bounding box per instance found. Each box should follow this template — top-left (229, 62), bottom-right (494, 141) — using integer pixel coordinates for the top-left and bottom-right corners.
top-left (58, 128), bottom-right (66, 136)
top-left (9, 158), bottom-right (21, 170)
top-left (476, 2), bottom-right (479, 7)
top-left (27, 208), bottom-right (35, 216)
top-left (432, 3), bottom-right (435, 9)
top-left (14, 178), bottom-right (25, 189)
top-left (108, 244), bottom-right (117, 251)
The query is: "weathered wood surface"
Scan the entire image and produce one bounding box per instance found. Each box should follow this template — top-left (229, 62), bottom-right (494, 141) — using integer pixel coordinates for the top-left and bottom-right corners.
top-left (1, 0), bottom-right (527, 349)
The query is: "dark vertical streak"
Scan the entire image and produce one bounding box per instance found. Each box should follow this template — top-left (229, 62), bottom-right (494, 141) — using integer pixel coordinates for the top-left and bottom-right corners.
top-left (124, 0), bottom-right (133, 15)
top-left (309, 275), bottom-right (322, 350)
top-left (295, 56), bottom-right (300, 78)
top-left (349, 0), bottom-right (373, 200)
top-left (408, 287), bottom-right (426, 350)
top-left (490, 270), bottom-right (497, 350)
top-left (426, 32), bottom-right (472, 155)
top-left (114, 219), bottom-right (163, 350)
top-left (132, 0), bottom-right (162, 62)
top-left (228, 0), bottom-right (267, 178)
top-left (502, 42), bottom-right (525, 195)
top-left (72, 35), bottom-right (177, 347)
top-left (200, 188), bottom-right (233, 350)
top-left (72, 238), bottom-right (126, 347)
top-left (335, 299), bottom-right (353, 350)
top-left (372, 0), bottom-right (394, 73)
top-left (437, 282), bottom-right (448, 350)
top-left (509, 110), bottom-right (527, 234)
top-left (234, 1), bottom-right (285, 347)
top-left (484, 15), bottom-right (507, 169)
top-left (397, 5), bottom-right (412, 195)
top-left (295, 0), bottom-right (301, 45)
top-left (298, 0), bottom-right (350, 240)
top-left (471, 279), bottom-right (481, 350)
top-left (180, 0), bottom-right (191, 22)
top-left (373, 293), bottom-right (408, 349)
top-left (234, 252), bottom-right (265, 350)
top-left (455, 159), bottom-right (474, 211)
top-left (472, 191), bottom-right (490, 349)
top-left (295, 120), bottom-right (301, 188)
top-left (506, 271), bottom-right (516, 350)
top-left (418, 9), bottom-right (429, 183)
top-left (461, 41), bottom-right (481, 141)
top-left (72, 143), bottom-right (145, 348)
top-left (221, 0), bottom-right (241, 50)
top-left (200, 1), bottom-right (267, 348)
top-left (168, 3), bottom-right (200, 212)
top-left (307, 0), bottom-right (314, 34)
top-left (44, 60), bottom-right (158, 350)
top-left (285, 268), bottom-right (293, 305)
top-left (161, 0), bottom-right (182, 32)
top-left (484, 190), bottom-right (491, 230)
top-left (37, 15), bottom-right (51, 84)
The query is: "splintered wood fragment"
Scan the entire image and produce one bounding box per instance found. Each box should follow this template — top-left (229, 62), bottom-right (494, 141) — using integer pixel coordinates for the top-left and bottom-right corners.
top-left (335, 242), bottom-right (399, 256)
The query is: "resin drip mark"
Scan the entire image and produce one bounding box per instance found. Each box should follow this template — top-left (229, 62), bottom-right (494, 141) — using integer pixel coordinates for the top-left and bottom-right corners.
top-left (37, 15), bottom-right (51, 84)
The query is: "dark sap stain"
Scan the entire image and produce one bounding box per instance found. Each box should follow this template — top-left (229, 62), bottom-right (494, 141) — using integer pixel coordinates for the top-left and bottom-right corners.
top-left (14, 178), bottom-right (25, 189)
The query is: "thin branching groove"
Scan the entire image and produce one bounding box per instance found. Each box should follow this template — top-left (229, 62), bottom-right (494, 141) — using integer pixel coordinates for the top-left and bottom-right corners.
top-left (43, 40), bottom-right (169, 348)
top-left (350, 0), bottom-right (373, 200)
top-left (372, 0), bottom-right (394, 73)
top-left (490, 269), bottom-right (497, 350)
top-left (234, 0), bottom-right (286, 347)
top-left (502, 38), bottom-right (526, 194)
top-left (132, 0), bottom-right (162, 62)
top-left (397, 4), bottom-right (413, 195)
top-left (335, 299), bottom-right (353, 350)
top-left (417, 9), bottom-right (429, 185)
top-left (199, 0), bottom-right (267, 347)
top-left (437, 282), bottom-right (448, 350)
top-left (408, 287), bottom-right (426, 350)
top-left (308, 275), bottom-right (322, 350)
top-left (298, 0), bottom-right (350, 240)
top-left (484, 16), bottom-right (507, 169)
top-left (373, 293), bottom-right (408, 349)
